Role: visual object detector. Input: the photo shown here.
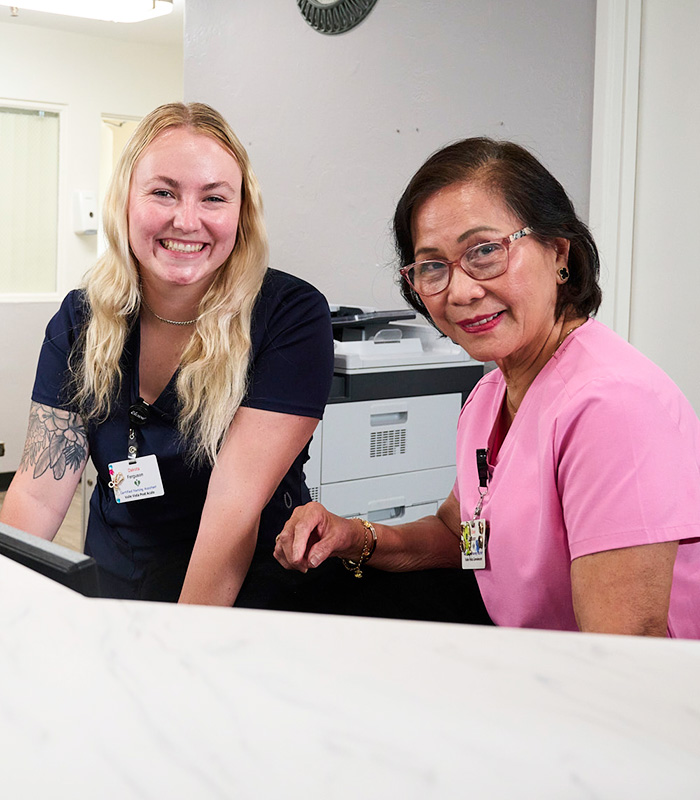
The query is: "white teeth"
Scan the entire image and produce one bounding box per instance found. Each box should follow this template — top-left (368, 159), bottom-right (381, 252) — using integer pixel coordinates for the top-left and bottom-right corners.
top-left (161, 239), bottom-right (205, 253)
top-left (470, 312), bottom-right (500, 327)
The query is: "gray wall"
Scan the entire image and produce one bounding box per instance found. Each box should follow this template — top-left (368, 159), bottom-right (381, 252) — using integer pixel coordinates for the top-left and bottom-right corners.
top-left (184, 0), bottom-right (597, 310)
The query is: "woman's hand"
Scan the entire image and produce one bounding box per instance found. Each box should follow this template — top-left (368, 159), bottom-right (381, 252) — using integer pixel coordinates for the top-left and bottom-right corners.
top-left (274, 502), bottom-right (364, 572)
top-left (275, 493), bottom-right (463, 574)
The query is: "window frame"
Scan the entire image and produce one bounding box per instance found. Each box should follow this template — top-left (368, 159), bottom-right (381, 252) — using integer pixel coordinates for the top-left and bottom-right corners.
top-left (0, 97), bottom-right (66, 303)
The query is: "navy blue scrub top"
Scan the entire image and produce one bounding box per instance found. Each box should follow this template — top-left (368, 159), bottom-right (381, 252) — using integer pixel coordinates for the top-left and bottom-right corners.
top-left (32, 269), bottom-right (334, 603)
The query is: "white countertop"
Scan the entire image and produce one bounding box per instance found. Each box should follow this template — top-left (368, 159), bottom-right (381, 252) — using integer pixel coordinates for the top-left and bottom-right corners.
top-left (1, 554), bottom-right (699, 799)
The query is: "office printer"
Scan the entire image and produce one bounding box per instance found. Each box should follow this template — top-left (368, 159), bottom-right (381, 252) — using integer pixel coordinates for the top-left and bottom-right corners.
top-left (305, 307), bottom-right (484, 524)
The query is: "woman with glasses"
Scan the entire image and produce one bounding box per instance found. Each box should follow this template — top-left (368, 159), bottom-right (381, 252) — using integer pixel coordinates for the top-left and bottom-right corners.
top-left (275, 138), bottom-right (700, 638)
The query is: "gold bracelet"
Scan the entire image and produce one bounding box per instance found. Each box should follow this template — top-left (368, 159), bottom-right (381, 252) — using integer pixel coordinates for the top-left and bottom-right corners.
top-left (341, 519), bottom-right (377, 579)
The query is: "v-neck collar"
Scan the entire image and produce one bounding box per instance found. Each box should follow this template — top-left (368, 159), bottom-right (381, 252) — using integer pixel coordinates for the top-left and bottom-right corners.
top-left (485, 318), bottom-right (591, 466)
top-left (128, 320), bottom-right (179, 419)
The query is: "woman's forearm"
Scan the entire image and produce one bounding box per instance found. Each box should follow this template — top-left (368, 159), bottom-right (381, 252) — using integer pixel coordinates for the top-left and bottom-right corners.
top-left (344, 516), bottom-right (461, 572)
top-left (178, 532), bottom-right (256, 606)
top-left (0, 484), bottom-right (66, 541)
top-left (178, 507), bottom-right (259, 606)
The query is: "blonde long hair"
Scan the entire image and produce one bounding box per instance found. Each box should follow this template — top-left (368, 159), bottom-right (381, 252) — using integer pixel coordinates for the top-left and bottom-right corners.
top-left (71, 102), bottom-right (269, 465)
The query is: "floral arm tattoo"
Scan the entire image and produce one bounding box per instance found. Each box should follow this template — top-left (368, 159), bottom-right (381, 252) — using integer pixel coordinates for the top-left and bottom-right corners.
top-left (19, 402), bottom-right (89, 481)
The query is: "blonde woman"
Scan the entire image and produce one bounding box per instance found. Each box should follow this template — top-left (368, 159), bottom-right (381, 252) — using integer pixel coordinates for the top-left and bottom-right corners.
top-left (1, 103), bottom-right (333, 605)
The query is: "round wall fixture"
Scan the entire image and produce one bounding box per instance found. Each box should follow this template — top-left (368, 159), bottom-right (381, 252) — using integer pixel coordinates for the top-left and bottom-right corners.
top-left (297, 0), bottom-right (378, 35)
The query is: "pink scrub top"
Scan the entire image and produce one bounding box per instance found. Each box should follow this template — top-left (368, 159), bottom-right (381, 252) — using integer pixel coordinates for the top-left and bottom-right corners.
top-left (454, 319), bottom-right (700, 638)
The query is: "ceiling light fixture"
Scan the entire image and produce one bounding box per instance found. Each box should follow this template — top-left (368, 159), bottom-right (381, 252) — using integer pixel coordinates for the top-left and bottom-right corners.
top-left (9, 0), bottom-right (173, 24)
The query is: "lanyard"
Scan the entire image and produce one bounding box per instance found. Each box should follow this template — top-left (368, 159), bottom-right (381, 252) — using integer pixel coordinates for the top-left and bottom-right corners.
top-left (473, 448), bottom-right (489, 519)
top-left (127, 397), bottom-right (151, 460)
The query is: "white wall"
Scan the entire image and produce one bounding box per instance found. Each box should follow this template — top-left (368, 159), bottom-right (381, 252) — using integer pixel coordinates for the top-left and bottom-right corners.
top-left (628, 0), bottom-right (700, 410)
top-left (184, 0), bottom-right (596, 310)
top-left (0, 22), bottom-right (183, 472)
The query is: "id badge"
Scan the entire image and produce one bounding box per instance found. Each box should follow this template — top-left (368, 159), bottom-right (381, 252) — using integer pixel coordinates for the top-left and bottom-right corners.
top-left (460, 518), bottom-right (488, 570)
top-left (108, 454), bottom-right (165, 504)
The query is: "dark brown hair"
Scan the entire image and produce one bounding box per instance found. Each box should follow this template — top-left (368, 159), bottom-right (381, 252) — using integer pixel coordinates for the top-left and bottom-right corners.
top-left (393, 137), bottom-right (601, 321)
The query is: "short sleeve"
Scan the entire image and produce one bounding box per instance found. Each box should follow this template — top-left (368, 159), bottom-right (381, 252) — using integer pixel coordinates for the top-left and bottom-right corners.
top-left (556, 377), bottom-right (700, 559)
top-left (31, 290), bottom-right (87, 411)
top-left (244, 270), bottom-right (334, 419)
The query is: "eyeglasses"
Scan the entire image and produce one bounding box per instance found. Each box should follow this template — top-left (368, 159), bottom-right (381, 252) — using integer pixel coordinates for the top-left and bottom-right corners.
top-left (400, 227), bottom-right (533, 297)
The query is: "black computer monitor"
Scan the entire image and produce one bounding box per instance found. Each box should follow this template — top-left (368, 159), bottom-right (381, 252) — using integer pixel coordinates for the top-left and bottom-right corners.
top-left (0, 521), bottom-right (100, 597)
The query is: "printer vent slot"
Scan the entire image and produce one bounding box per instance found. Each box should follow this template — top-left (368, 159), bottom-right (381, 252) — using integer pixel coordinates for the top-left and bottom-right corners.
top-left (370, 428), bottom-right (406, 458)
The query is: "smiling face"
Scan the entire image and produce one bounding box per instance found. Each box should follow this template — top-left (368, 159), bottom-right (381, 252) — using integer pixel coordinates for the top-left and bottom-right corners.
top-left (412, 181), bottom-right (569, 373)
top-left (127, 127), bottom-right (243, 296)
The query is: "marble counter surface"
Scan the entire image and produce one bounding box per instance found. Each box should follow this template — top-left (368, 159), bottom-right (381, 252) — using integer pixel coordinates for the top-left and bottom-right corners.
top-left (1, 554), bottom-right (699, 800)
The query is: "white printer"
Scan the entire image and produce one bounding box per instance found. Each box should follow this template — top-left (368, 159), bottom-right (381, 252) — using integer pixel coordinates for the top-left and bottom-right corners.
top-left (305, 307), bottom-right (484, 524)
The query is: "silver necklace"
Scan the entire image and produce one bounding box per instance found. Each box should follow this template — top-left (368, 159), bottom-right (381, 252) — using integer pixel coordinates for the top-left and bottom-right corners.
top-left (141, 298), bottom-right (199, 326)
